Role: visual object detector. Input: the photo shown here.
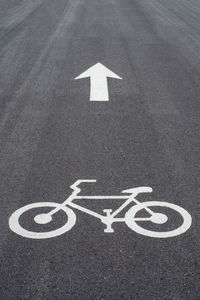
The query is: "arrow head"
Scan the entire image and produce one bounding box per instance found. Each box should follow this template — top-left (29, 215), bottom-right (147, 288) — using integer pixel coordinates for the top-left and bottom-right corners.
top-left (75, 63), bottom-right (122, 80)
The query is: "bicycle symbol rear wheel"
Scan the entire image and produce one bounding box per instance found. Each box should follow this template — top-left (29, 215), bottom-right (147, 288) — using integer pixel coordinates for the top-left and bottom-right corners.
top-left (125, 201), bottom-right (192, 238)
top-left (9, 202), bottom-right (76, 239)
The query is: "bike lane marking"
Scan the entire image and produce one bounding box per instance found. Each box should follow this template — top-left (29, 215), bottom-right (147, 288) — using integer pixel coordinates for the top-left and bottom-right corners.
top-left (9, 179), bottom-right (192, 239)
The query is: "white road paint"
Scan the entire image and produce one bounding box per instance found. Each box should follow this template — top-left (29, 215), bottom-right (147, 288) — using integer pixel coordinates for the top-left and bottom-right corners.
top-left (125, 202), bottom-right (192, 238)
top-left (9, 179), bottom-right (192, 239)
top-left (75, 63), bottom-right (122, 101)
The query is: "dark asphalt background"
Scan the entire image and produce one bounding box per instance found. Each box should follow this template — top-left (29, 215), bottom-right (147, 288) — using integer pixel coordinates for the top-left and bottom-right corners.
top-left (0, 0), bottom-right (200, 299)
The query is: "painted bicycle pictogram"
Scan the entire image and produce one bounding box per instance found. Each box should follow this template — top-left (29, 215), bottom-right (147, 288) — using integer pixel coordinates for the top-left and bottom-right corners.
top-left (9, 180), bottom-right (192, 239)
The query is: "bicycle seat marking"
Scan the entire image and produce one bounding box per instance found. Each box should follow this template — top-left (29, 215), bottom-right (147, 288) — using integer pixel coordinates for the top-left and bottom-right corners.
top-left (9, 179), bottom-right (192, 239)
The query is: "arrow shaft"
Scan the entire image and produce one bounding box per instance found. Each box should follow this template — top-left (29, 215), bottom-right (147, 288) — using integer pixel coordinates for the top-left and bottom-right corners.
top-left (90, 75), bottom-right (109, 101)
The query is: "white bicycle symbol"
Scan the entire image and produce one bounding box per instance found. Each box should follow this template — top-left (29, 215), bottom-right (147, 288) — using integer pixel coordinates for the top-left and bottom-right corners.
top-left (9, 180), bottom-right (192, 239)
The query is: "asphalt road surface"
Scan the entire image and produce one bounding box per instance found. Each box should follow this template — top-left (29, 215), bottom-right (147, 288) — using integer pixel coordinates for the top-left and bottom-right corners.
top-left (1, 0), bottom-right (200, 299)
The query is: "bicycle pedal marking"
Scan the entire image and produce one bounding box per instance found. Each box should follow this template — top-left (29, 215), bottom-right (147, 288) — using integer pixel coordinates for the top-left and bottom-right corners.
top-left (8, 179), bottom-right (192, 240)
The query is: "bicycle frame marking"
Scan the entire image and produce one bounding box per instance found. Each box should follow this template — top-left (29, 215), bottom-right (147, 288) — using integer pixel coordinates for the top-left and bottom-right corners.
top-left (67, 196), bottom-right (134, 227)
top-left (45, 180), bottom-right (155, 233)
top-left (48, 195), bottom-right (135, 232)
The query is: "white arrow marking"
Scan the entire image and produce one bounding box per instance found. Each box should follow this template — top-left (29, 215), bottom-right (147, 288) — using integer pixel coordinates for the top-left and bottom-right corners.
top-left (75, 62), bottom-right (122, 101)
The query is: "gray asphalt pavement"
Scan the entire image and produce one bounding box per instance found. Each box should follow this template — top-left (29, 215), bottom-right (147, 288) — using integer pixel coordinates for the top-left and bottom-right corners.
top-left (0, 0), bottom-right (200, 299)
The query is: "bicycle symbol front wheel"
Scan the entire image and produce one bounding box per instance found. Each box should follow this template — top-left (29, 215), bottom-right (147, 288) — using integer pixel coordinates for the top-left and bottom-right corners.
top-left (9, 202), bottom-right (76, 239)
top-left (125, 201), bottom-right (192, 238)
